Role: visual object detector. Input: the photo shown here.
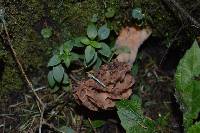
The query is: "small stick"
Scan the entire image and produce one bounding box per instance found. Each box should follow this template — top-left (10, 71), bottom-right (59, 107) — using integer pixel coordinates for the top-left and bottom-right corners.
top-left (0, 8), bottom-right (45, 132)
top-left (162, 0), bottom-right (200, 28)
top-left (88, 118), bottom-right (97, 133)
top-left (0, 8), bottom-right (44, 108)
top-left (87, 73), bottom-right (106, 89)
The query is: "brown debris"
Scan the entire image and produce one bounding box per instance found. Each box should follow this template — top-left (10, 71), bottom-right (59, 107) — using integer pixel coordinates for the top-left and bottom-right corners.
top-left (115, 26), bottom-right (152, 65)
top-left (73, 60), bottom-right (134, 111)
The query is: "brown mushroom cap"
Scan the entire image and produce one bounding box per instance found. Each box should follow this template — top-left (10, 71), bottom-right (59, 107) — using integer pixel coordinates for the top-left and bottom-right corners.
top-left (73, 60), bottom-right (135, 111)
top-left (73, 26), bottom-right (152, 111)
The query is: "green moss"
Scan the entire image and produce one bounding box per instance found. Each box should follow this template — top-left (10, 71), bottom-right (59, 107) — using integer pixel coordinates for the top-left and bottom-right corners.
top-left (0, 55), bottom-right (23, 96)
top-left (0, 0), bottom-right (120, 96)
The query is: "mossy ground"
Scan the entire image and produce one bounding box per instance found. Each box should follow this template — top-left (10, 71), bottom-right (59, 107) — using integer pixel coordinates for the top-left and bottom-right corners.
top-left (0, 0), bottom-right (121, 96)
top-left (0, 0), bottom-right (199, 132)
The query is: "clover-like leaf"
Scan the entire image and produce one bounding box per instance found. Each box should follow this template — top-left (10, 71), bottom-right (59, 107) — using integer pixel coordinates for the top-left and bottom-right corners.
top-left (48, 55), bottom-right (61, 67)
top-left (85, 46), bottom-right (96, 63)
top-left (98, 42), bottom-right (111, 57)
top-left (87, 23), bottom-right (97, 40)
top-left (98, 25), bottom-right (110, 40)
top-left (53, 64), bottom-right (64, 83)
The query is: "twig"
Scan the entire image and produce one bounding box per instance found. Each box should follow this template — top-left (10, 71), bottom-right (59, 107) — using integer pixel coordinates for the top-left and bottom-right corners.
top-left (87, 73), bottom-right (107, 89)
top-left (78, 115), bottom-right (83, 133)
top-left (162, 0), bottom-right (200, 28)
top-left (3, 119), bottom-right (5, 133)
top-left (88, 118), bottom-right (97, 133)
top-left (0, 8), bottom-right (44, 108)
top-left (37, 102), bottom-right (44, 133)
top-left (159, 25), bottom-right (184, 67)
top-left (34, 86), bottom-right (46, 92)
top-left (0, 8), bottom-right (45, 132)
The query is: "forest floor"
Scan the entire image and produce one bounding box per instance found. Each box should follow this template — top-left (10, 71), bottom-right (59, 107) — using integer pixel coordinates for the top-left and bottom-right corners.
top-left (0, 0), bottom-right (200, 132)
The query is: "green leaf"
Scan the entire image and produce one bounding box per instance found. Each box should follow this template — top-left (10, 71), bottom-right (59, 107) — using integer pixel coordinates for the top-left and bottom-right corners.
top-left (98, 25), bottom-right (110, 40)
top-left (87, 23), bottom-right (97, 40)
top-left (90, 41), bottom-right (102, 48)
top-left (63, 40), bottom-right (74, 51)
top-left (175, 40), bottom-right (200, 130)
top-left (85, 46), bottom-right (96, 63)
top-left (116, 96), bottom-right (155, 133)
top-left (47, 71), bottom-right (55, 88)
top-left (71, 52), bottom-right (80, 61)
top-left (53, 65), bottom-right (64, 83)
top-left (41, 27), bottom-right (53, 38)
top-left (63, 56), bottom-right (71, 68)
top-left (81, 37), bottom-right (91, 45)
top-left (91, 120), bottom-right (105, 128)
top-left (50, 85), bottom-right (60, 93)
top-left (93, 57), bottom-right (102, 69)
top-left (86, 52), bottom-right (98, 67)
top-left (175, 40), bottom-right (200, 91)
top-left (131, 63), bottom-right (139, 76)
top-left (105, 7), bottom-right (115, 18)
top-left (90, 14), bottom-right (98, 22)
top-left (73, 37), bottom-right (85, 47)
top-left (132, 8), bottom-right (144, 20)
top-left (62, 73), bottom-right (69, 84)
top-left (188, 122), bottom-right (200, 133)
top-left (48, 55), bottom-right (61, 67)
top-left (98, 43), bottom-right (111, 57)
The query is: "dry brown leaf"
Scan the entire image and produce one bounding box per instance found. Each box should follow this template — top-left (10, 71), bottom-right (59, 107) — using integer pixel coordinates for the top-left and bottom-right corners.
top-left (73, 60), bottom-right (134, 111)
top-left (115, 26), bottom-right (152, 65)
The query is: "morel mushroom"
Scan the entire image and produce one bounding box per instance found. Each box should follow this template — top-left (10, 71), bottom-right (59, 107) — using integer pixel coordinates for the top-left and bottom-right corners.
top-left (73, 60), bottom-right (134, 111)
top-left (73, 26), bottom-right (152, 111)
